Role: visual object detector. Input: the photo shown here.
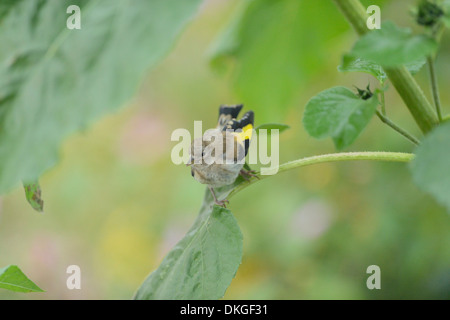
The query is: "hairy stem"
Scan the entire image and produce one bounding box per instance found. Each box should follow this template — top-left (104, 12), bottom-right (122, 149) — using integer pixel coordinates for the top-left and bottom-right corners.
top-left (376, 111), bottom-right (420, 145)
top-left (228, 152), bottom-right (414, 199)
top-left (333, 0), bottom-right (438, 134)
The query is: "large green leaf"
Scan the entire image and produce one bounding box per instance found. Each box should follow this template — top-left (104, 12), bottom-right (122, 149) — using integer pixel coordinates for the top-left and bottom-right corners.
top-left (411, 122), bottom-right (450, 213)
top-left (338, 54), bottom-right (426, 84)
top-left (134, 186), bottom-right (243, 300)
top-left (0, 0), bottom-right (201, 193)
top-left (0, 265), bottom-right (44, 293)
top-left (303, 87), bottom-right (379, 150)
top-left (0, 0), bottom-right (18, 21)
top-left (350, 21), bottom-right (437, 67)
top-left (209, 0), bottom-right (349, 122)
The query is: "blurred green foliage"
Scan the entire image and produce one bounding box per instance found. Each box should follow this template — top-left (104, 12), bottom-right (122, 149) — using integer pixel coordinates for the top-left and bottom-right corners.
top-left (412, 122), bottom-right (450, 213)
top-left (0, 0), bottom-right (201, 193)
top-left (0, 0), bottom-right (449, 300)
top-left (209, 0), bottom-right (350, 122)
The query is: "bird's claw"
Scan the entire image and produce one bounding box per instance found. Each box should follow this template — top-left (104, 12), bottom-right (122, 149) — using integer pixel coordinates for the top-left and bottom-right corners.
top-left (239, 169), bottom-right (259, 181)
top-left (214, 198), bottom-right (229, 208)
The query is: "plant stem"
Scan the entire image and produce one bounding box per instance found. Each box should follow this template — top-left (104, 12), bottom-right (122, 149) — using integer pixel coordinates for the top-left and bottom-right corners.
top-left (375, 111), bottom-right (420, 145)
top-left (228, 152), bottom-right (414, 199)
top-left (427, 56), bottom-right (443, 122)
top-left (333, 0), bottom-right (438, 134)
top-left (333, 0), bottom-right (369, 36)
top-left (383, 67), bottom-right (438, 133)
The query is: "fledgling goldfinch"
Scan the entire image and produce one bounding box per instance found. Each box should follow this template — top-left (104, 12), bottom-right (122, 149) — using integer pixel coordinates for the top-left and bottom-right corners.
top-left (187, 105), bottom-right (256, 207)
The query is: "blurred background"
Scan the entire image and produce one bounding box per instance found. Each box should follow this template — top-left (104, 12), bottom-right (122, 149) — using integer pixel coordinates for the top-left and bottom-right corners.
top-left (0, 0), bottom-right (449, 299)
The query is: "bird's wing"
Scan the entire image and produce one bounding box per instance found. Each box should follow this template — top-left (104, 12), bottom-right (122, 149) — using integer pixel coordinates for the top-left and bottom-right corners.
top-left (217, 104), bottom-right (243, 130)
top-left (223, 111), bottom-right (254, 156)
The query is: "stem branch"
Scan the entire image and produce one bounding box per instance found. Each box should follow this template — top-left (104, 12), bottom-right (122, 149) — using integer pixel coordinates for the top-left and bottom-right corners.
top-left (376, 111), bottom-right (420, 145)
top-left (228, 152), bottom-right (414, 199)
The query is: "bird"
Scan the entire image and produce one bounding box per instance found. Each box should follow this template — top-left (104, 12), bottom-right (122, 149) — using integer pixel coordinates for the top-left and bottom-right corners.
top-left (187, 104), bottom-right (256, 207)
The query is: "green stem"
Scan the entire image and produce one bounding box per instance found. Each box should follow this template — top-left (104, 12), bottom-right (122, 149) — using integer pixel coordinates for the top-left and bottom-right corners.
top-left (383, 67), bottom-right (438, 133)
top-left (333, 0), bottom-right (438, 134)
top-left (376, 111), bottom-right (420, 145)
top-left (333, 0), bottom-right (369, 36)
top-left (427, 56), bottom-right (443, 122)
top-left (228, 152), bottom-right (414, 199)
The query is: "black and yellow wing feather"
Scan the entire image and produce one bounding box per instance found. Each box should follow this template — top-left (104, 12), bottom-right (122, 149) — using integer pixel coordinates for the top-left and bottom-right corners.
top-left (223, 110), bottom-right (254, 156)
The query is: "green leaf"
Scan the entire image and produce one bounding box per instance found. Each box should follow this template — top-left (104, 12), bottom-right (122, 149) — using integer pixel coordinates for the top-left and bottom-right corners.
top-left (256, 123), bottom-right (290, 134)
top-left (23, 180), bottom-right (44, 212)
top-left (411, 122), bottom-right (450, 213)
top-left (209, 0), bottom-right (349, 122)
top-left (0, 0), bottom-right (202, 193)
top-left (134, 190), bottom-right (243, 300)
top-left (350, 21), bottom-right (437, 67)
top-left (339, 54), bottom-right (387, 84)
top-left (339, 54), bottom-right (426, 84)
top-left (404, 58), bottom-right (428, 74)
top-left (303, 87), bottom-right (379, 150)
top-left (0, 265), bottom-right (44, 293)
